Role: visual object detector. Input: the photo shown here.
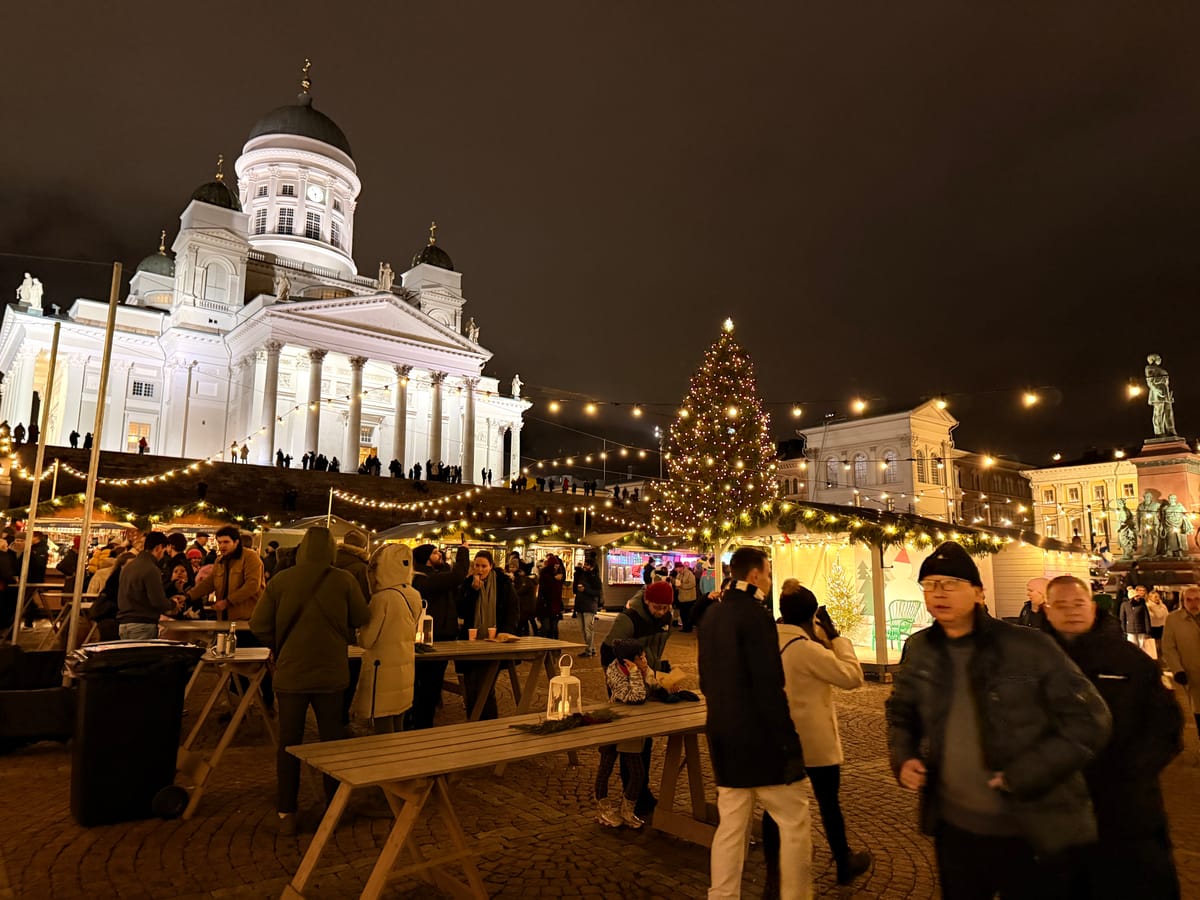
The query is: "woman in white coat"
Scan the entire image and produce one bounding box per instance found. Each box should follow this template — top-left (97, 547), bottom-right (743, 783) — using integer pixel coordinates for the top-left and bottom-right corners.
top-left (352, 544), bottom-right (423, 734)
top-left (762, 585), bottom-right (872, 894)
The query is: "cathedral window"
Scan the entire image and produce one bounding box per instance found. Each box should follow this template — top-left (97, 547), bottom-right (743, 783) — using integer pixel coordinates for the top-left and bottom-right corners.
top-left (853, 453), bottom-right (868, 487)
top-left (256, 185), bottom-right (268, 198)
top-left (305, 212), bottom-right (322, 241)
top-left (131, 381), bottom-right (154, 398)
top-left (916, 451), bottom-right (927, 482)
top-left (281, 184), bottom-right (296, 197)
top-left (330, 221), bottom-right (341, 248)
top-left (203, 262), bottom-right (229, 304)
top-left (254, 209), bottom-right (267, 235)
top-left (277, 209), bottom-right (294, 235)
top-left (882, 450), bottom-right (899, 484)
top-left (333, 198), bottom-right (343, 213)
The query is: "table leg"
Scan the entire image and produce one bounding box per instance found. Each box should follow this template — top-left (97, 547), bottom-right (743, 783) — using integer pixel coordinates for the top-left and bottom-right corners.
top-left (281, 780), bottom-right (354, 900)
top-left (684, 733), bottom-right (708, 821)
top-left (466, 661), bottom-right (501, 721)
top-left (432, 775), bottom-right (488, 898)
top-left (181, 663), bottom-right (227, 750)
top-left (505, 662), bottom-right (521, 705)
top-left (512, 654), bottom-right (545, 715)
top-left (649, 731), bottom-right (715, 846)
top-left (182, 664), bottom-right (266, 820)
top-left (361, 778), bottom-right (435, 900)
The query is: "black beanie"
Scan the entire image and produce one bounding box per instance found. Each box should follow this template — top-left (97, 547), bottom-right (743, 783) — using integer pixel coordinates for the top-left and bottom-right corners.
top-left (612, 638), bottom-right (644, 662)
top-left (918, 542), bottom-right (982, 587)
top-left (413, 544), bottom-right (436, 569)
top-left (779, 586), bottom-right (819, 625)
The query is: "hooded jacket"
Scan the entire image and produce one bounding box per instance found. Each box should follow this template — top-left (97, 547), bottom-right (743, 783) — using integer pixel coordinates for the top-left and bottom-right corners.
top-left (413, 545), bottom-right (470, 640)
top-left (887, 606), bottom-right (1112, 856)
top-left (250, 527), bottom-right (370, 693)
top-left (776, 624), bottom-right (864, 767)
top-left (1045, 613), bottom-right (1181, 840)
top-left (351, 544), bottom-right (423, 719)
top-left (187, 543), bottom-right (265, 621)
top-left (335, 542), bottom-right (371, 603)
top-left (572, 564), bottom-right (603, 614)
top-left (601, 592), bottom-right (672, 671)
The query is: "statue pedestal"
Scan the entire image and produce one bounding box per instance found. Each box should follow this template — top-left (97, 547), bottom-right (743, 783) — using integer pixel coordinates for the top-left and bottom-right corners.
top-left (1107, 558), bottom-right (1200, 589)
top-left (1132, 438), bottom-right (1200, 518)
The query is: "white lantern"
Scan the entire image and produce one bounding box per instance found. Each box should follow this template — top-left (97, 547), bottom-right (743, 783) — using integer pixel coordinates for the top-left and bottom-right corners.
top-left (546, 654), bottom-right (583, 721)
top-left (416, 599), bottom-right (434, 647)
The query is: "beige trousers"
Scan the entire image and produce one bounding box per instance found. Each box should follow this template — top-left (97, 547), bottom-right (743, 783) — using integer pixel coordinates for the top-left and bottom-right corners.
top-left (708, 781), bottom-right (812, 900)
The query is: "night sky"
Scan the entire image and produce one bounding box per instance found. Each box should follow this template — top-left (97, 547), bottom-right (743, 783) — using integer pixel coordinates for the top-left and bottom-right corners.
top-left (4, 2), bottom-right (1200, 475)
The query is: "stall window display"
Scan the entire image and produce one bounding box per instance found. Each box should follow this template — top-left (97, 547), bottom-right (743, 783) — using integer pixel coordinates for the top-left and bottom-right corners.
top-left (605, 549), bottom-right (700, 585)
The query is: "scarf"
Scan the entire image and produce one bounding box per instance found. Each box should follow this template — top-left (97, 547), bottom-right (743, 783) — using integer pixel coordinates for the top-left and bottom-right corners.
top-left (476, 572), bottom-right (498, 633)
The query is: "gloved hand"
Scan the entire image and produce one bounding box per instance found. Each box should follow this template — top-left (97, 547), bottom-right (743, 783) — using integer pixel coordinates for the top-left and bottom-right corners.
top-left (673, 689), bottom-right (700, 702)
top-left (815, 606), bottom-right (840, 641)
top-left (658, 660), bottom-right (672, 673)
top-left (1174, 671), bottom-right (1189, 686)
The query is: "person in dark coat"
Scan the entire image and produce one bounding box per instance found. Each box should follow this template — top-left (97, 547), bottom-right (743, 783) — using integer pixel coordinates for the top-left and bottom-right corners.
top-left (456, 550), bottom-right (519, 720)
top-left (572, 554), bottom-right (603, 656)
top-left (698, 547), bottom-right (810, 899)
top-left (535, 554), bottom-right (565, 639)
top-left (506, 553), bottom-right (538, 637)
top-left (887, 542), bottom-right (1112, 899)
top-left (406, 543), bottom-right (469, 729)
top-left (1043, 574), bottom-right (1182, 900)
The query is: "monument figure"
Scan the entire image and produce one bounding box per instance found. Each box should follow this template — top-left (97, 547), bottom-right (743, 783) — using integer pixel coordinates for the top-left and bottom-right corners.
top-left (465, 317), bottom-right (480, 343)
top-left (511, 373), bottom-right (522, 398)
top-left (274, 272), bottom-right (291, 301)
top-left (1116, 498), bottom-right (1138, 560)
top-left (1161, 493), bottom-right (1192, 558)
top-left (1144, 353), bottom-right (1177, 437)
top-left (1137, 490), bottom-right (1163, 557)
top-left (378, 262), bottom-right (395, 292)
top-left (15, 272), bottom-right (42, 307)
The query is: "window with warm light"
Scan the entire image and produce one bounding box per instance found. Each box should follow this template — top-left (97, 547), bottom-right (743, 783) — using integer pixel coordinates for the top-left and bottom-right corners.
top-left (883, 450), bottom-right (899, 484)
top-left (853, 453), bottom-right (868, 487)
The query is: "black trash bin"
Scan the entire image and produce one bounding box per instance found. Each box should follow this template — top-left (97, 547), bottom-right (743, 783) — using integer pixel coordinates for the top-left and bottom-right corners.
top-left (69, 640), bottom-right (204, 826)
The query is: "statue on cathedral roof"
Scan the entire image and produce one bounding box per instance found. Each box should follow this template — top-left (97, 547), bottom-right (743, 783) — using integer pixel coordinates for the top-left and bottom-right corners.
top-left (378, 262), bottom-right (395, 292)
top-left (15, 272), bottom-right (43, 308)
top-left (465, 317), bottom-right (480, 343)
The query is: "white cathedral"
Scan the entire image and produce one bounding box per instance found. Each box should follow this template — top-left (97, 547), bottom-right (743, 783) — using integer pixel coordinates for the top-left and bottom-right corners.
top-left (0, 65), bottom-right (529, 480)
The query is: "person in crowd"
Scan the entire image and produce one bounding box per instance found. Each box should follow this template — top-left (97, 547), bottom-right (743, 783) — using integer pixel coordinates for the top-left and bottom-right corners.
top-left (572, 553), bottom-right (603, 656)
top-left (595, 638), bottom-right (657, 829)
top-left (239, 444), bottom-right (249, 463)
top-left (762, 585), bottom-right (870, 894)
top-left (407, 543), bottom-right (470, 729)
top-left (158, 532), bottom-right (189, 580)
top-left (351, 544), bottom-right (422, 734)
top-left (191, 532), bottom-right (214, 564)
top-left (335, 531), bottom-right (371, 603)
top-left (1164, 585), bottom-right (1200, 743)
top-left (165, 562), bottom-right (196, 616)
top-left (672, 561), bottom-right (698, 632)
top-left (89, 551), bottom-right (136, 641)
top-left (185, 526), bottom-right (265, 622)
top-left (536, 553), bottom-right (565, 639)
top-left (456, 551), bottom-right (519, 720)
top-left (1120, 584), bottom-right (1152, 652)
top-left (117, 532), bottom-right (184, 640)
top-left (1018, 576), bottom-right (1048, 628)
top-left (1147, 588), bottom-right (1170, 661)
top-left (186, 548), bottom-right (203, 575)
top-left (69, 429), bottom-right (80, 448)
top-left (57, 536), bottom-right (80, 596)
top-left (1041, 574), bottom-right (1182, 898)
top-left (642, 556), bottom-right (656, 585)
top-left (263, 541), bottom-right (280, 578)
top-left (887, 542), bottom-right (1111, 898)
top-left (507, 552), bottom-right (538, 637)
top-left (699, 547), bottom-right (809, 900)
top-left (82, 432), bottom-right (93, 450)
top-left (250, 526), bottom-right (369, 836)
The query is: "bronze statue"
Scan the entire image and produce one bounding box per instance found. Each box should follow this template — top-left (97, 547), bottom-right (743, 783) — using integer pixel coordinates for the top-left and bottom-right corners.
top-left (1137, 490), bottom-right (1162, 557)
top-left (1145, 354), bottom-right (1177, 437)
top-left (1161, 493), bottom-right (1192, 558)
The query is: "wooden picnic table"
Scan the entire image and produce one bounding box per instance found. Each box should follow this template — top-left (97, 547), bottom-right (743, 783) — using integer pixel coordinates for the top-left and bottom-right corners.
top-left (177, 646), bottom-right (276, 819)
top-left (281, 698), bottom-right (712, 900)
top-left (29, 591), bottom-right (100, 648)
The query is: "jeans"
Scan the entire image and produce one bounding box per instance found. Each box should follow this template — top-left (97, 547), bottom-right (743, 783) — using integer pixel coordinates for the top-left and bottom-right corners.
top-left (935, 822), bottom-right (1071, 900)
top-left (763, 764), bottom-right (848, 865)
top-left (578, 611), bottom-right (596, 653)
top-left (678, 600), bottom-right (697, 632)
top-left (595, 746), bottom-right (644, 801)
top-left (538, 615), bottom-right (560, 639)
top-left (407, 659), bottom-right (449, 729)
top-left (118, 622), bottom-right (159, 641)
top-left (275, 691), bottom-right (345, 813)
top-left (709, 782), bottom-right (812, 900)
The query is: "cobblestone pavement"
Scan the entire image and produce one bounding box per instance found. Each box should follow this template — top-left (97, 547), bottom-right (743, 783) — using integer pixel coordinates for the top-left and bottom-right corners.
top-left (2, 614), bottom-right (1198, 899)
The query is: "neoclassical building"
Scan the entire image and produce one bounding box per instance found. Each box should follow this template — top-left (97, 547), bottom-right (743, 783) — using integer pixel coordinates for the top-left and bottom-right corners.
top-left (0, 65), bottom-right (528, 479)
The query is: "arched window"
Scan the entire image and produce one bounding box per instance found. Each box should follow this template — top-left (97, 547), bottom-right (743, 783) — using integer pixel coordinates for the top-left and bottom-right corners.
top-left (825, 458), bottom-right (839, 489)
top-left (916, 451), bottom-right (927, 483)
top-left (793, 478), bottom-right (800, 495)
top-left (883, 450), bottom-right (899, 484)
top-left (203, 263), bottom-right (228, 304)
top-left (853, 453), bottom-right (868, 487)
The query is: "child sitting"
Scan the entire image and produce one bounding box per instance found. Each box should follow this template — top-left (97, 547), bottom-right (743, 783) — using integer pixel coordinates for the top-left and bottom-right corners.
top-left (595, 638), bottom-right (654, 828)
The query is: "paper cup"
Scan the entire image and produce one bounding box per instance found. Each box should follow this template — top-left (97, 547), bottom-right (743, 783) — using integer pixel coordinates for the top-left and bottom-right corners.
top-left (487, 627), bottom-right (497, 639)
top-left (468, 628), bottom-right (478, 640)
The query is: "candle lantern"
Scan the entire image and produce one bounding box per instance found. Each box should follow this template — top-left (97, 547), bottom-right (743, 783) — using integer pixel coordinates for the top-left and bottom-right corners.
top-left (416, 600), bottom-right (434, 647)
top-left (545, 654), bottom-right (583, 721)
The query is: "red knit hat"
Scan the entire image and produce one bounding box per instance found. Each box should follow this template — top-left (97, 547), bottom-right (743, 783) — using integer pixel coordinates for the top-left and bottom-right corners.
top-left (645, 581), bottom-right (674, 606)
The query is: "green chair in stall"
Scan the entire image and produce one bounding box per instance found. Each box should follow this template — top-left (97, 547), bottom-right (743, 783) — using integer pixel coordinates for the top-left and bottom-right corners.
top-left (886, 599), bottom-right (924, 650)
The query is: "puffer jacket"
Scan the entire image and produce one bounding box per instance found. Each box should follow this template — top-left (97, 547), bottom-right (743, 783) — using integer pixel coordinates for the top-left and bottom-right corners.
top-left (1045, 614), bottom-right (1181, 840)
top-left (1119, 599), bottom-right (1151, 636)
top-left (335, 543), bottom-right (371, 604)
top-left (351, 544), bottom-right (422, 719)
top-left (886, 606), bottom-right (1112, 856)
top-left (250, 527), bottom-right (370, 693)
top-left (187, 544), bottom-right (265, 621)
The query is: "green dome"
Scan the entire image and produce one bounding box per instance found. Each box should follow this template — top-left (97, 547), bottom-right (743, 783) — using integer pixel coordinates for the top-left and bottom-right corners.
top-left (248, 94), bottom-right (353, 159)
top-left (411, 243), bottom-right (454, 272)
top-left (137, 251), bottom-right (175, 277)
top-left (191, 178), bottom-right (242, 212)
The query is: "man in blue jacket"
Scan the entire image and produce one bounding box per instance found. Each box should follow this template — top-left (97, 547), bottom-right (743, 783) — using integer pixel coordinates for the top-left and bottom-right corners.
top-left (699, 546), bottom-right (810, 899)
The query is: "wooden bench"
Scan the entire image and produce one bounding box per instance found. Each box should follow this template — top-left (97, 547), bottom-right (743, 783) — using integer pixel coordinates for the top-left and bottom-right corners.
top-left (282, 698), bottom-right (712, 900)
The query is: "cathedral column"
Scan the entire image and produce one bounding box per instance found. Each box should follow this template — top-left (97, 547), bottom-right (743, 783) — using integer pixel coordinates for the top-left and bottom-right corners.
top-left (9, 349), bottom-right (37, 427)
top-left (428, 371), bottom-right (446, 466)
top-left (58, 354), bottom-right (89, 442)
top-left (102, 361), bottom-right (133, 451)
top-left (257, 340), bottom-right (283, 464)
top-left (234, 357), bottom-right (255, 452)
top-left (305, 349), bottom-right (326, 454)
top-left (393, 365), bottom-right (411, 467)
top-left (462, 377), bottom-right (478, 484)
top-left (508, 421), bottom-right (522, 483)
top-left (345, 356), bottom-right (367, 467)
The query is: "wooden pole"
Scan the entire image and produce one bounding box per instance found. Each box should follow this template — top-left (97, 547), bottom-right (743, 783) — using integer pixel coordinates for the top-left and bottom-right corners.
top-left (65, 263), bottom-right (121, 661)
top-left (11, 322), bottom-right (61, 643)
top-left (871, 543), bottom-right (890, 670)
top-left (326, 486), bottom-right (333, 527)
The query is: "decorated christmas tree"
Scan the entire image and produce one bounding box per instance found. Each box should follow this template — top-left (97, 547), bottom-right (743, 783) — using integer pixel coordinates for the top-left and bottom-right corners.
top-left (824, 556), bottom-right (866, 637)
top-left (651, 318), bottom-right (778, 541)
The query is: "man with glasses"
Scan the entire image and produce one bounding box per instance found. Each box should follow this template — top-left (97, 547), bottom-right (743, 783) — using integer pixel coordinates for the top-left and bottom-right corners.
top-left (1042, 574), bottom-right (1181, 899)
top-left (887, 542), bottom-right (1111, 899)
